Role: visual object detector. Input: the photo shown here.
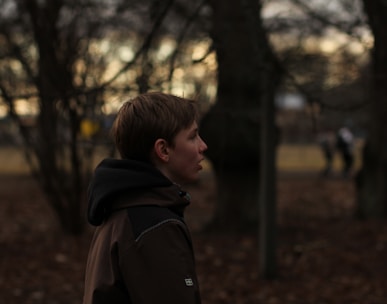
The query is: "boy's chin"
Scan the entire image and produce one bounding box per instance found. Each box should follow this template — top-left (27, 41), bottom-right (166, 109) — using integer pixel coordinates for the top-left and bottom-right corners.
top-left (178, 175), bottom-right (199, 185)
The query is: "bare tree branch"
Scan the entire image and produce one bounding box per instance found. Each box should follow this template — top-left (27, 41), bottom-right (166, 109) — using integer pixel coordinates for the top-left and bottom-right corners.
top-left (167, 0), bottom-right (207, 86)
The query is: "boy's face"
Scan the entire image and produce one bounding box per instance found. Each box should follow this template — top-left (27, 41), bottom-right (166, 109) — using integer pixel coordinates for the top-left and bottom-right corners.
top-left (164, 121), bottom-right (208, 184)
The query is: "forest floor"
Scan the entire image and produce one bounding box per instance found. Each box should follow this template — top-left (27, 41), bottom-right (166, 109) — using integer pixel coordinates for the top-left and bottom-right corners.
top-left (1, 166), bottom-right (387, 304)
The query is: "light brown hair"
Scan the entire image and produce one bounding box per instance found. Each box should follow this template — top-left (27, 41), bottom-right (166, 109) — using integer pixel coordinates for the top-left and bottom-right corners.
top-left (112, 92), bottom-right (198, 162)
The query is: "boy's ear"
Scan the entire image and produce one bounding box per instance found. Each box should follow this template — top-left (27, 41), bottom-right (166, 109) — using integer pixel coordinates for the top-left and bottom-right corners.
top-left (153, 138), bottom-right (169, 162)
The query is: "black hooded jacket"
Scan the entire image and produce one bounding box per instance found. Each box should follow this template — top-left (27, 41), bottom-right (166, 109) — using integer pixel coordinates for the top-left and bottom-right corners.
top-left (83, 158), bottom-right (201, 304)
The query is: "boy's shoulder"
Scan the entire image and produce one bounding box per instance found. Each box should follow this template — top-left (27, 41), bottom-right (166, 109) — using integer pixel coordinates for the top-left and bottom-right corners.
top-left (126, 205), bottom-right (185, 241)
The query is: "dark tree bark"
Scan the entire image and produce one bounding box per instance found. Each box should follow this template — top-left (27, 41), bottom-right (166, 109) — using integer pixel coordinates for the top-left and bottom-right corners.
top-left (357, 0), bottom-right (387, 218)
top-left (23, 0), bottom-right (85, 234)
top-left (201, 0), bottom-right (281, 232)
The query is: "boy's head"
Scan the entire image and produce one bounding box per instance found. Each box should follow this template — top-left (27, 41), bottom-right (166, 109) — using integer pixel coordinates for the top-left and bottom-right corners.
top-left (112, 92), bottom-right (199, 163)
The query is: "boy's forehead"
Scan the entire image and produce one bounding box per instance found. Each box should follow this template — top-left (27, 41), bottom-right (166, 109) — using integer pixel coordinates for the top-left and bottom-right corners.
top-left (179, 121), bottom-right (198, 133)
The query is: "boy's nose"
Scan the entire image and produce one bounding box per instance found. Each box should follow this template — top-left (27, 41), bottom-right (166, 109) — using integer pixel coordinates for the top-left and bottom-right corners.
top-left (199, 136), bottom-right (208, 152)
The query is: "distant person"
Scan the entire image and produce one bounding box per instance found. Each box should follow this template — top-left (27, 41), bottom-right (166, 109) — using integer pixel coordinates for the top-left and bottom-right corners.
top-left (336, 126), bottom-right (354, 178)
top-left (318, 130), bottom-right (335, 177)
top-left (83, 92), bottom-right (207, 304)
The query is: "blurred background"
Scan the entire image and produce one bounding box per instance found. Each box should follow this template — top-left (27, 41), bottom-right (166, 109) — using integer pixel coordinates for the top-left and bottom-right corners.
top-left (1, 0), bottom-right (387, 303)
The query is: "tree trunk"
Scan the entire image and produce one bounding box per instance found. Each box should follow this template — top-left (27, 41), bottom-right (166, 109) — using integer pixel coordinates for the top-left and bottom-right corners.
top-left (201, 0), bottom-right (281, 232)
top-left (259, 51), bottom-right (278, 279)
top-left (357, 0), bottom-right (387, 218)
top-left (23, 0), bottom-right (85, 234)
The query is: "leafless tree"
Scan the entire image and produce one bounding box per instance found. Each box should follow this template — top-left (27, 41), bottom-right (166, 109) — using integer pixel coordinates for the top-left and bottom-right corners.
top-left (0, 0), bottom-right (207, 234)
top-left (357, 0), bottom-right (387, 218)
top-left (200, 0), bottom-right (281, 231)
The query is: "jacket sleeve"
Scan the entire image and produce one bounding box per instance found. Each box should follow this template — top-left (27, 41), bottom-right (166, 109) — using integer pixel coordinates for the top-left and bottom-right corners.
top-left (120, 220), bottom-right (201, 304)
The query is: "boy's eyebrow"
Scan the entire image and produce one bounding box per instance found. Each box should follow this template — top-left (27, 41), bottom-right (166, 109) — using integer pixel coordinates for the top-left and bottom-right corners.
top-left (187, 127), bottom-right (198, 137)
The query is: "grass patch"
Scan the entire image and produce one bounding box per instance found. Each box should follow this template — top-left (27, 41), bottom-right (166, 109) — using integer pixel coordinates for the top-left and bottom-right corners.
top-left (0, 143), bottom-right (363, 175)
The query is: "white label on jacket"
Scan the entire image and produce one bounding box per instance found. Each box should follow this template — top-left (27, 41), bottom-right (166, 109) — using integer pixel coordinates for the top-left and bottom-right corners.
top-left (185, 278), bottom-right (194, 286)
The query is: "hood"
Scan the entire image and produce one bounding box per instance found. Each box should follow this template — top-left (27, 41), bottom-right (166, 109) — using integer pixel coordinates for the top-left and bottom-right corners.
top-left (87, 158), bottom-right (185, 226)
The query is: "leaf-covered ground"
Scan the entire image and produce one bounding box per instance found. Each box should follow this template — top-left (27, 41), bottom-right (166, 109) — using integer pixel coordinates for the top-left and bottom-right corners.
top-left (1, 171), bottom-right (387, 304)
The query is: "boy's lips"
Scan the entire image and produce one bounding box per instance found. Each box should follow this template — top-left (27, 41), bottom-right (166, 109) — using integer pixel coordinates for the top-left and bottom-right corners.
top-left (198, 158), bottom-right (205, 169)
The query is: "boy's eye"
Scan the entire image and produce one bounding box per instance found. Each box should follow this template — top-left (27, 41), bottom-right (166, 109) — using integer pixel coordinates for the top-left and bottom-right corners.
top-left (189, 132), bottom-right (198, 140)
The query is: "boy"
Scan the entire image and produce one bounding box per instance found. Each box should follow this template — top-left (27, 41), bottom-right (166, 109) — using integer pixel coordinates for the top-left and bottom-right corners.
top-left (83, 92), bottom-right (207, 304)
